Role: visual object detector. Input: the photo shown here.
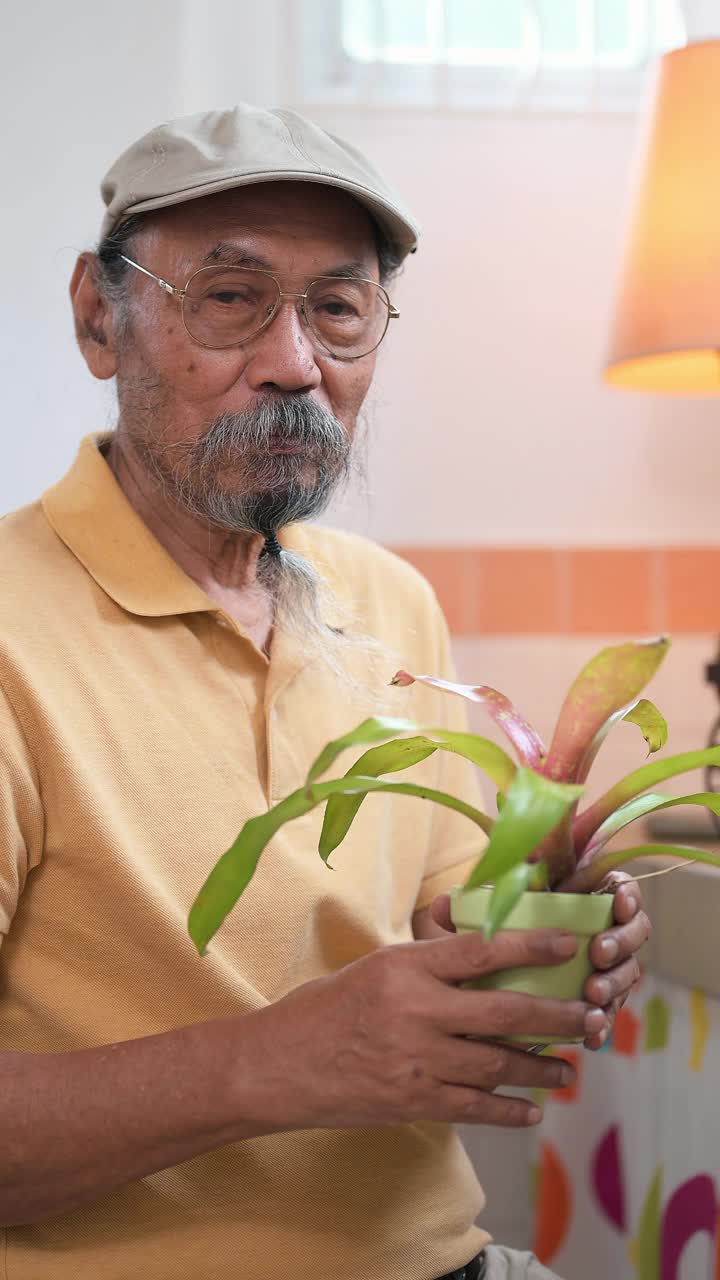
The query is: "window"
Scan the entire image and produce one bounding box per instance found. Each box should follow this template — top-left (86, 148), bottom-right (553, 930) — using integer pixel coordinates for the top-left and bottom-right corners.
top-left (342, 0), bottom-right (684, 71)
top-left (291, 0), bottom-right (687, 113)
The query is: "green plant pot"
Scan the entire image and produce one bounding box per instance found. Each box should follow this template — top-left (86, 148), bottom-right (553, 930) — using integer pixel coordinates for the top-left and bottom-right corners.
top-left (449, 885), bottom-right (615, 1044)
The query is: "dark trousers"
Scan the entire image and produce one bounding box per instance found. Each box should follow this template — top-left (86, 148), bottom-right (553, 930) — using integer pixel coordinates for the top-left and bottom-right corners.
top-left (437, 1252), bottom-right (486, 1280)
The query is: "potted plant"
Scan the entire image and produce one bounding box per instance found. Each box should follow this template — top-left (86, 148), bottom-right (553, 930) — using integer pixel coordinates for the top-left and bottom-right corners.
top-left (188, 637), bottom-right (720, 1038)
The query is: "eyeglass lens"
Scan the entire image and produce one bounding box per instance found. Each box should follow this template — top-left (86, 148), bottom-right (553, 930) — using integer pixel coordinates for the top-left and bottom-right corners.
top-left (182, 267), bottom-right (390, 357)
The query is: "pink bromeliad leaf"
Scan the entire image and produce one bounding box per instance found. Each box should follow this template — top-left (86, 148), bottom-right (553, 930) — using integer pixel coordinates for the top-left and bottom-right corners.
top-left (391, 670), bottom-right (547, 768)
top-left (542, 638), bottom-right (670, 783)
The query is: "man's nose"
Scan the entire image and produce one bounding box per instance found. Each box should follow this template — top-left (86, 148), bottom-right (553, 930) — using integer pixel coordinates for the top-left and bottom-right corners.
top-left (243, 298), bottom-right (323, 394)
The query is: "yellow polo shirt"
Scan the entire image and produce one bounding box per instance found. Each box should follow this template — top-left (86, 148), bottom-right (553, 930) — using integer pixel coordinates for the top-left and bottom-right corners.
top-left (0, 435), bottom-right (489, 1279)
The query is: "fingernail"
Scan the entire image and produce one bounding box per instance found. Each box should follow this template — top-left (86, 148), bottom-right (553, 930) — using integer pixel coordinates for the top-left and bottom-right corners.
top-left (625, 894), bottom-right (638, 914)
top-left (528, 1106), bottom-right (543, 1125)
top-left (598, 937), bottom-right (619, 963)
top-left (585, 1007), bottom-right (607, 1034)
top-left (560, 1063), bottom-right (576, 1086)
top-left (552, 933), bottom-right (578, 958)
top-left (594, 979), bottom-right (612, 1004)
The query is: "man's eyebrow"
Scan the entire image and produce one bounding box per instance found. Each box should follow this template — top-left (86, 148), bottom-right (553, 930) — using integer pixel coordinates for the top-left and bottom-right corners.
top-left (321, 262), bottom-right (377, 281)
top-left (203, 243), bottom-right (273, 270)
top-left (202, 244), bottom-right (376, 280)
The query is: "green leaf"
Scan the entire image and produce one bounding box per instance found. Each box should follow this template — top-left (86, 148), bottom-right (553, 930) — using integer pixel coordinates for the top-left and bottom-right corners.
top-left (342, 737), bottom-right (440, 780)
top-left (305, 716), bottom-right (421, 784)
top-left (391, 669), bottom-right (547, 767)
top-left (189, 787), bottom-right (316, 956)
top-left (543, 638), bottom-right (670, 783)
top-left (189, 774), bottom-right (492, 954)
top-left (580, 791), bottom-right (720, 861)
top-left (561, 843), bottom-right (720, 895)
top-left (623, 698), bottom-right (668, 755)
top-left (463, 768), bottom-right (584, 891)
top-left (485, 861), bottom-right (548, 939)
top-left (316, 776), bottom-right (493, 864)
top-left (573, 745), bottom-right (720, 851)
top-left (429, 731), bottom-right (519, 790)
top-left (573, 696), bottom-right (668, 786)
top-left (319, 730), bottom-right (516, 860)
top-left (319, 736), bottom-right (438, 859)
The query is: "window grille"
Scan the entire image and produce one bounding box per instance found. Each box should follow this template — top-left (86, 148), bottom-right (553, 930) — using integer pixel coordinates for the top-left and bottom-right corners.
top-left (289, 0), bottom-right (688, 113)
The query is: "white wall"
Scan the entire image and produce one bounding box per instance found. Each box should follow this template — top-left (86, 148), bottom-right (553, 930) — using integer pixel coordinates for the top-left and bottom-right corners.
top-left (1, 1), bottom-right (186, 509)
top-left (321, 106), bottom-right (720, 546)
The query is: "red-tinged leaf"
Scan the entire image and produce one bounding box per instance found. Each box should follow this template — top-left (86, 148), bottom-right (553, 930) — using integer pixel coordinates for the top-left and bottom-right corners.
top-left (560, 844), bottom-right (720, 895)
top-left (543, 638), bottom-right (670, 783)
top-left (578, 791), bottom-right (720, 864)
top-left (391, 670), bottom-right (546, 767)
top-left (573, 746), bottom-right (720, 852)
top-left (534, 811), bottom-right (578, 886)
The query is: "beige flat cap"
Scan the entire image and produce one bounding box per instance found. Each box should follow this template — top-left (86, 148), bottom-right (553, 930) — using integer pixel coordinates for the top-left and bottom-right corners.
top-left (100, 105), bottom-right (419, 255)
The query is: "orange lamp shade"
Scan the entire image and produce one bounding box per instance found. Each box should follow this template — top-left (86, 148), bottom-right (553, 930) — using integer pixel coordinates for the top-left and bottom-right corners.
top-left (605, 41), bottom-right (720, 393)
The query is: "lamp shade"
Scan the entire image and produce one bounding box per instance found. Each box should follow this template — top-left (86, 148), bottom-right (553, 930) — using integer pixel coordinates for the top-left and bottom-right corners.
top-left (605, 40), bottom-right (720, 392)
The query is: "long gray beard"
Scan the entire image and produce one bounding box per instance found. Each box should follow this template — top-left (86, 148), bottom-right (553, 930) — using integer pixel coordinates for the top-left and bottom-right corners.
top-left (118, 388), bottom-right (382, 685)
top-left (140, 393), bottom-right (353, 535)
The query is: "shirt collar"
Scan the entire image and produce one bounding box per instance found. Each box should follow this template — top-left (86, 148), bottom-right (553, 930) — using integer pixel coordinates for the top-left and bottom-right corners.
top-left (41, 433), bottom-right (346, 628)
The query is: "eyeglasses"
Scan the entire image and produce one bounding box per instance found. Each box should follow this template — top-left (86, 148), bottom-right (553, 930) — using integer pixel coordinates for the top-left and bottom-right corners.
top-left (119, 255), bottom-right (400, 361)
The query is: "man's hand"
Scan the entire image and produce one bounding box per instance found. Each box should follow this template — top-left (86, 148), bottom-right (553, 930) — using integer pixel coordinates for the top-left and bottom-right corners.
top-left (0, 918), bottom-right (613, 1227)
top-left (248, 929), bottom-right (608, 1132)
top-left (583, 874), bottom-right (651, 1050)
top-left (421, 878), bottom-right (651, 1053)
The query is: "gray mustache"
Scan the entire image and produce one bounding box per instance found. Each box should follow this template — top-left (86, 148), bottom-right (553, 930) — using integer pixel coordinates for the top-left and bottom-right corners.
top-left (191, 395), bottom-right (349, 465)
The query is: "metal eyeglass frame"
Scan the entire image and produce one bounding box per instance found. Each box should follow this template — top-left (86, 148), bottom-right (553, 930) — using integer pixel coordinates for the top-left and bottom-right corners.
top-left (119, 254), bottom-right (400, 360)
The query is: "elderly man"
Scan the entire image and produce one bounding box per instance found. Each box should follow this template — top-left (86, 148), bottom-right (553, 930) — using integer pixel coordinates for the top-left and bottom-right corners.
top-left (0, 106), bottom-right (648, 1280)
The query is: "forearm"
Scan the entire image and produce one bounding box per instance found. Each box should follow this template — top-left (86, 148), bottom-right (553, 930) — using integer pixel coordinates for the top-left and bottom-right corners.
top-left (0, 1012), bottom-right (283, 1226)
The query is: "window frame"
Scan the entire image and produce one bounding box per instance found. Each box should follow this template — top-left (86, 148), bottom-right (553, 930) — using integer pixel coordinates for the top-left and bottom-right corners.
top-left (287, 0), bottom-right (688, 115)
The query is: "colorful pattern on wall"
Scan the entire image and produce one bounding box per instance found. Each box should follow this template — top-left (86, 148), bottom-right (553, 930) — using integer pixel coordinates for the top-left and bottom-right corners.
top-left (532, 975), bottom-right (720, 1280)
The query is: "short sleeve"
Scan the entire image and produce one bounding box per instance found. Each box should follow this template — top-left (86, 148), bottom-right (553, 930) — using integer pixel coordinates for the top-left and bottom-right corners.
top-left (0, 681), bottom-right (43, 939)
top-left (411, 594), bottom-right (490, 911)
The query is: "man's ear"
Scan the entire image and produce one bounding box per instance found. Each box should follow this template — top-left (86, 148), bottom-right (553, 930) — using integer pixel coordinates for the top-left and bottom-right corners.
top-left (69, 253), bottom-right (120, 380)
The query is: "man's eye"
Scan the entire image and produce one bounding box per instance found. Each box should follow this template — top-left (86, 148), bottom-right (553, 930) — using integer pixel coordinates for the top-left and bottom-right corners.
top-left (316, 300), bottom-right (359, 318)
top-left (209, 291), bottom-right (255, 306)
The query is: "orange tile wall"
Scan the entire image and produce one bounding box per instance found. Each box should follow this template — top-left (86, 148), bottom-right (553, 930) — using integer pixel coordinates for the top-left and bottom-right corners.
top-left (390, 547), bottom-right (720, 635)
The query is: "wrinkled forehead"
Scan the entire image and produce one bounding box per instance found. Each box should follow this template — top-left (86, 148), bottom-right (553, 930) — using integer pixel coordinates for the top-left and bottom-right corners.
top-left (132, 181), bottom-right (380, 276)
